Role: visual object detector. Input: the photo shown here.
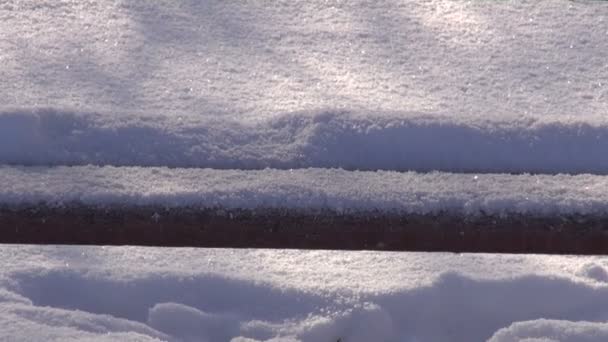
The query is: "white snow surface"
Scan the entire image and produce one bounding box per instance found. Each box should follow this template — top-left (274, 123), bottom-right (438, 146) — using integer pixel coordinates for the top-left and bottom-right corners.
top-left (2, 0), bottom-right (608, 173)
top-left (2, 165), bottom-right (608, 216)
top-left (4, 0), bottom-right (608, 341)
top-left (3, 246), bottom-right (608, 342)
top-left (3, 108), bottom-right (608, 173)
top-left (2, 0), bottom-right (607, 119)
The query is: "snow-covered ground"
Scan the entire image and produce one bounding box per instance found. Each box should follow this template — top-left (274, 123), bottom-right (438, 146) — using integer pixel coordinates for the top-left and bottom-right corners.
top-left (3, 0), bottom-right (607, 121)
top-left (5, 246), bottom-right (608, 342)
top-left (2, 0), bottom-right (608, 173)
top-left (3, 0), bottom-right (608, 341)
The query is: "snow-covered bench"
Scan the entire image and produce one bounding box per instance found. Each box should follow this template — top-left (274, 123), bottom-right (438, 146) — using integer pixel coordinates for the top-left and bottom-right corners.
top-left (2, 166), bottom-right (607, 254)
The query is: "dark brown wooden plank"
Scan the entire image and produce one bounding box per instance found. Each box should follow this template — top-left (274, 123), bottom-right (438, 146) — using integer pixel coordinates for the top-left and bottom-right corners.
top-left (1, 205), bottom-right (608, 254)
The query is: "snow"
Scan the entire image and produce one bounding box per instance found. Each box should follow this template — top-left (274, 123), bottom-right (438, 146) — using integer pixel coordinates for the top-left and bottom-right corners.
top-left (2, 165), bottom-right (608, 216)
top-left (3, 108), bottom-right (608, 173)
top-left (3, 0), bottom-right (608, 340)
top-left (2, 0), bottom-right (607, 120)
top-left (489, 319), bottom-right (608, 342)
top-left (3, 247), bottom-right (608, 341)
top-left (2, 0), bottom-right (608, 173)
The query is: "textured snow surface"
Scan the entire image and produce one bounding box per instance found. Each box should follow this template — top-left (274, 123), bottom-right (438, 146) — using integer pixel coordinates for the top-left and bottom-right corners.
top-left (3, 246), bottom-right (608, 342)
top-left (2, 0), bottom-right (607, 118)
top-left (4, 0), bottom-right (608, 341)
top-left (2, 165), bottom-right (608, 215)
top-left (489, 319), bottom-right (608, 342)
top-left (3, 108), bottom-right (608, 173)
top-left (2, 0), bottom-right (608, 173)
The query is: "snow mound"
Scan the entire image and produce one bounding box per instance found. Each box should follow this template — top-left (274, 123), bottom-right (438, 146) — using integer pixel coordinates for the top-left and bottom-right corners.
top-left (147, 302), bottom-right (239, 342)
top-left (0, 301), bottom-right (168, 341)
top-left (577, 263), bottom-right (608, 284)
top-left (6, 252), bottom-right (608, 342)
top-left (3, 108), bottom-right (608, 174)
top-left (489, 319), bottom-right (608, 342)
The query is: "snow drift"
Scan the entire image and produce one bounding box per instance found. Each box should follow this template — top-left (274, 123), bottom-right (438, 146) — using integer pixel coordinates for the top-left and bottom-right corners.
top-left (4, 246), bottom-right (608, 342)
top-left (3, 108), bottom-right (608, 174)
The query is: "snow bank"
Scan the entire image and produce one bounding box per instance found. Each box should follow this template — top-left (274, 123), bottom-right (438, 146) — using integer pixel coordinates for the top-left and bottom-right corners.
top-left (489, 319), bottom-right (608, 342)
top-left (2, 165), bottom-right (608, 216)
top-left (3, 246), bottom-right (608, 341)
top-left (3, 108), bottom-right (608, 174)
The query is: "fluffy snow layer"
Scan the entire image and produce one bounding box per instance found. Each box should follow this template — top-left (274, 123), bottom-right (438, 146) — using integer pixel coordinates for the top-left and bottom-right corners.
top-left (3, 246), bottom-right (608, 342)
top-left (2, 0), bottom-right (608, 173)
top-left (2, 165), bottom-right (608, 216)
top-left (4, 0), bottom-right (608, 341)
top-left (2, 0), bottom-right (607, 119)
top-left (3, 108), bottom-right (608, 174)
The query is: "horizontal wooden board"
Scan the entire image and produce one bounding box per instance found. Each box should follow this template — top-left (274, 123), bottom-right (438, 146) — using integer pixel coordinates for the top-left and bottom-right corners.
top-left (1, 205), bottom-right (608, 254)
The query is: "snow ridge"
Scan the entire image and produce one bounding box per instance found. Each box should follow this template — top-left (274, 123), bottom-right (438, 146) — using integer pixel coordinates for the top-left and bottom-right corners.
top-left (3, 107), bottom-right (608, 174)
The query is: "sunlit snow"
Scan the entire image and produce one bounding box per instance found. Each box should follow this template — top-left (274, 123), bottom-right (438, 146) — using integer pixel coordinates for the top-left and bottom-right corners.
top-left (2, 0), bottom-right (608, 341)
